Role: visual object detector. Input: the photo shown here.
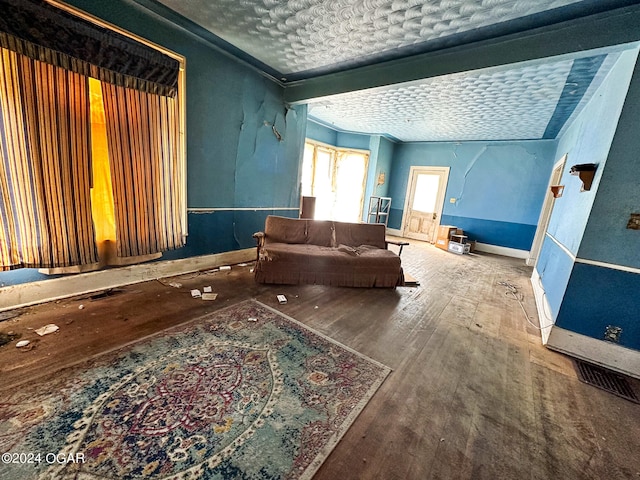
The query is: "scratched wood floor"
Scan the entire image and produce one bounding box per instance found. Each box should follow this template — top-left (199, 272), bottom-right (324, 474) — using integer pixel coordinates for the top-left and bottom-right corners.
top-left (1, 239), bottom-right (639, 479)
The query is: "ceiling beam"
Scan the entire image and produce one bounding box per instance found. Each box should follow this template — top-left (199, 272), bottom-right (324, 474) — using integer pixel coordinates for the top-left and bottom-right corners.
top-left (284, 4), bottom-right (640, 104)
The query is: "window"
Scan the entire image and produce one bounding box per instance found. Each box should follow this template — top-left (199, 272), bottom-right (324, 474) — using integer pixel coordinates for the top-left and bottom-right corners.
top-left (0, 0), bottom-right (186, 272)
top-left (301, 141), bottom-right (369, 222)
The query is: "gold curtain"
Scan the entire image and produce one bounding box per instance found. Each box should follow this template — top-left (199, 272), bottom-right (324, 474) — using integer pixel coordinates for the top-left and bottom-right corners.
top-left (0, 47), bottom-right (97, 270)
top-left (101, 82), bottom-right (184, 258)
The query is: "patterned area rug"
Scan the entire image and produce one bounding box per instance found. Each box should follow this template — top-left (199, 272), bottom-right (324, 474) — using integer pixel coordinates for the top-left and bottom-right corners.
top-left (0, 300), bottom-right (390, 479)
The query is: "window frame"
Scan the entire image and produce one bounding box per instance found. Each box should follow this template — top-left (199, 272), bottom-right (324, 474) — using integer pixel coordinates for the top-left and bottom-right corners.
top-left (302, 139), bottom-right (370, 222)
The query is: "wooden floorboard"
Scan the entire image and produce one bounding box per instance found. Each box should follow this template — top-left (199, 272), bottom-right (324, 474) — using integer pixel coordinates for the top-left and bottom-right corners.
top-left (1, 239), bottom-right (639, 479)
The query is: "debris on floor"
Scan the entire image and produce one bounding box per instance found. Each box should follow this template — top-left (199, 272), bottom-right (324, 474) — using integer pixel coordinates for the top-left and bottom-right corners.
top-left (203, 286), bottom-right (213, 293)
top-left (277, 295), bottom-right (287, 304)
top-left (89, 289), bottom-right (123, 300)
top-left (202, 293), bottom-right (218, 301)
top-left (402, 272), bottom-right (420, 287)
top-left (15, 340), bottom-right (30, 348)
top-left (35, 324), bottom-right (59, 336)
top-left (0, 331), bottom-right (21, 347)
top-left (0, 311), bottom-right (21, 322)
top-left (168, 282), bottom-right (182, 288)
top-left (191, 289), bottom-right (202, 298)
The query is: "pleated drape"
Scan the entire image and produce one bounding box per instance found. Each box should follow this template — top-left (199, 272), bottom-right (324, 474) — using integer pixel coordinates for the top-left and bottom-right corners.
top-left (101, 82), bottom-right (184, 258)
top-left (0, 48), bottom-right (97, 270)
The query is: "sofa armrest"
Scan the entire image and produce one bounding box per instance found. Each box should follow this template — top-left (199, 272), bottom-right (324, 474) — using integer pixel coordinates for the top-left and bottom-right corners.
top-left (252, 232), bottom-right (265, 264)
top-left (386, 239), bottom-right (409, 256)
top-left (252, 231), bottom-right (265, 248)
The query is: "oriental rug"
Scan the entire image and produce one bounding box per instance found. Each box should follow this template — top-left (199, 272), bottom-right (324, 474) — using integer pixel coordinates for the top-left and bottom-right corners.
top-left (0, 300), bottom-right (390, 480)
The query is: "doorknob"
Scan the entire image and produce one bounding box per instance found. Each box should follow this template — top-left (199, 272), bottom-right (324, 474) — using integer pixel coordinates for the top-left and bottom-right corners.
top-left (433, 213), bottom-right (437, 220)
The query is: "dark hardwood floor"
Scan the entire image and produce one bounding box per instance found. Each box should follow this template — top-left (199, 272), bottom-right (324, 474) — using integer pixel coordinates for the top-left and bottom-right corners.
top-left (1, 239), bottom-right (639, 479)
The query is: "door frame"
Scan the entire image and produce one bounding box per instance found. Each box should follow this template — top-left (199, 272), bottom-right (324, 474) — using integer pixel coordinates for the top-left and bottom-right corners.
top-left (527, 154), bottom-right (567, 266)
top-left (400, 166), bottom-right (450, 242)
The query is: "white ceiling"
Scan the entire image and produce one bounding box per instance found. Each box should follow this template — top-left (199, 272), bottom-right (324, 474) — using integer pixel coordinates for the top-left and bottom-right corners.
top-left (306, 51), bottom-right (622, 142)
top-left (154, 0), bottom-right (585, 77)
top-left (141, 0), bottom-right (637, 142)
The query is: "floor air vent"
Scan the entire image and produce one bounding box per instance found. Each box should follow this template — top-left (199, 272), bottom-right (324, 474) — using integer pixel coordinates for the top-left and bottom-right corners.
top-left (575, 360), bottom-right (639, 404)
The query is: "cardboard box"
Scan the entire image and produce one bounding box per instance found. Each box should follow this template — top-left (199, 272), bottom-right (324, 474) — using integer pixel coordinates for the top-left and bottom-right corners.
top-left (448, 241), bottom-right (471, 255)
top-left (436, 225), bottom-right (457, 250)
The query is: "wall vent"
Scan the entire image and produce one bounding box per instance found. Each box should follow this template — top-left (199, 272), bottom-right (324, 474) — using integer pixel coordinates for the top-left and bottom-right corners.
top-left (575, 360), bottom-right (639, 404)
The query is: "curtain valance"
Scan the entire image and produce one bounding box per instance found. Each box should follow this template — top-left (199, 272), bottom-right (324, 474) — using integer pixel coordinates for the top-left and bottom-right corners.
top-left (0, 0), bottom-right (179, 97)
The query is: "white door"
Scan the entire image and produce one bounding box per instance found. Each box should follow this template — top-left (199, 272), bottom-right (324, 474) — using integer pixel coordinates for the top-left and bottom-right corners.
top-left (402, 167), bottom-right (450, 242)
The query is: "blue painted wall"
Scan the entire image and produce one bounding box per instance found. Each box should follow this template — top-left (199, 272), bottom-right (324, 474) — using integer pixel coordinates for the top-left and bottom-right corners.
top-left (557, 263), bottom-right (640, 349)
top-left (536, 48), bottom-right (640, 349)
top-left (306, 120), bottom-right (371, 151)
top-left (0, 0), bottom-right (307, 286)
top-left (306, 120), bottom-right (337, 145)
top-left (578, 51), bottom-right (640, 269)
top-left (362, 136), bottom-right (396, 222)
top-left (305, 120), bottom-right (393, 223)
top-left (387, 141), bottom-right (557, 249)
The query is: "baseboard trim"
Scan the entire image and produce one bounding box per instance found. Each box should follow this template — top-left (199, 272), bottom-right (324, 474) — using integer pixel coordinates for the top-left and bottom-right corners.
top-left (0, 249), bottom-right (255, 312)
top-left (474, 242), bottom-right (529, 259)
top-left (546, 326), bottom-right (640, 380)
top-left (530, 268), bottom-right (555, 344)
top-left (385, 228), bottom-right (403, 237)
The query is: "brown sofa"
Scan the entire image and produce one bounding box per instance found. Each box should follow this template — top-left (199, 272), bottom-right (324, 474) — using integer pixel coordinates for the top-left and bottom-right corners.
top-left (252, 215), bottom-right (403, 288)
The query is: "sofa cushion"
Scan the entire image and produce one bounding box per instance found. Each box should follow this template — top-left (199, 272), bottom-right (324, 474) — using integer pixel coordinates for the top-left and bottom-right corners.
top-left (264, 216), bottom-right (307, 244)
top-left (334, 221), bottom-right (386, 249)
top-left (256, 242), bottom-right (402, 287)
top-left (260, 243), bottom-right (400, 268)
top-left (264, 216), bottom-right (334, 246)
top-left (305, 220), bottom-right (334, 247)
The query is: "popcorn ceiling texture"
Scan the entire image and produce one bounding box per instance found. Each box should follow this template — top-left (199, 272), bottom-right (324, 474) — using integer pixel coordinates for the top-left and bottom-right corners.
top-left (307, 53), bottom-right (617, 142)
top-left (156, 0), bottom-right (583, 75)
top-left (153, 0), bottom-right (623, 142)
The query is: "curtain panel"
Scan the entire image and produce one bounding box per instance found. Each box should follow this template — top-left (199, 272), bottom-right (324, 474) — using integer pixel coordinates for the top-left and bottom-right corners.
top-left (0, 0), bottom-right (179, 97)
top-left (101, 82), bottom-right (185, 258)
top-left (0, 48), bottom-right (97, 270)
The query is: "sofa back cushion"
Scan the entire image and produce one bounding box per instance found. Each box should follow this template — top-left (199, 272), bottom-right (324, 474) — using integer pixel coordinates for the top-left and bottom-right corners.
top-left (305, 220), bottom-right (334, 247)
top-left (264, 216), bottom-right (333, 246)
top-left (334, 221), bottom-right (386, 249)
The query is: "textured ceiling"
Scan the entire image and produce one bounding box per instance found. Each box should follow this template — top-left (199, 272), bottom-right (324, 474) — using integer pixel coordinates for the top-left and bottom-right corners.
top-left (142, 0), bottom-right (636, 142)
top-left (307, 51), bottom-right (620, 142)
top-left (154, 0), bottom-right (590, 79)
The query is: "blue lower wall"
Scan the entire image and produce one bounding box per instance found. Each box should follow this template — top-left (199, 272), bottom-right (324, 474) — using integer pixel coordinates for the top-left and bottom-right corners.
top-left (389, 211), bottom-right (537, 251)
top-left (0, 210), bottom-right (299, 286)
top-left (556, 262), bottom-right (640, 350)
top-left (441, 215), bottom-right (536, 251)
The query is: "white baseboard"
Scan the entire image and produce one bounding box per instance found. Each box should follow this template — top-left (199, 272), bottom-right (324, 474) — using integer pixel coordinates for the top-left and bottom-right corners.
top-left (530, 268), bottom-right (555, 344)
top-left (385, 228), bottom-right (403, 237)
top-left (547, 326), bottom-right (640, 380)
top-left (474, 242), bottom-right (529, 259)
top-left (0, 248), bottom-right (255, 312)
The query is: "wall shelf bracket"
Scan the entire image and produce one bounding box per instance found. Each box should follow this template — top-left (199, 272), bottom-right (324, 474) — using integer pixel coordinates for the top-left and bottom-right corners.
top-left (570, 163), bottom-right (597, 191)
